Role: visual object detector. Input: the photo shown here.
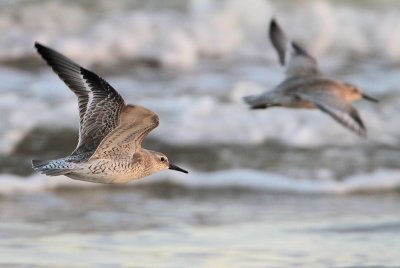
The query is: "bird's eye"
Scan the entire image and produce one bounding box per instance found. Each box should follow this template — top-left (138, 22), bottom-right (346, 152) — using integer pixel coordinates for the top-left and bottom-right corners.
top-left (160, 157), bottom-right (165, 162)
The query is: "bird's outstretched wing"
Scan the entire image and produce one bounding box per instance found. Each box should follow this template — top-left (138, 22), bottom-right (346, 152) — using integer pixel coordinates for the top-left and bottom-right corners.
top-left (35, 43), bottom-right (125, 156)
top-left (90, 105), bottom-right (159, 160)
top-left (296, 92), bottom-right (367, 137)
top-left (269, 19), bottom-right (320, 77)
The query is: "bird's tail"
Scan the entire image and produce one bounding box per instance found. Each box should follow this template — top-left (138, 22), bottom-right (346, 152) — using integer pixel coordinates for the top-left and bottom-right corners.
top-left (243, 95), bottom-right (269, 109)
top-left (31, 159), bottom-right (73, 176)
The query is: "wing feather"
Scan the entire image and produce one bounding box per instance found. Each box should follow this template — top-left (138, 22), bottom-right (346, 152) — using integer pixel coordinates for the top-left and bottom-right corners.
top-left (90, 105), bottom-right (159, 160)
top-left (297, 92), bottom-right (367, 137)
top-left (35, 43), bottom-right (126, 156)
top-left (269, 19), bottom-right (320, 77)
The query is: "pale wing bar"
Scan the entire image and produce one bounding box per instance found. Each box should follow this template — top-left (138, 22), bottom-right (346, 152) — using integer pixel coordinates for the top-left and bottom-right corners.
top-left (77, 68), bottom-right (125, 148)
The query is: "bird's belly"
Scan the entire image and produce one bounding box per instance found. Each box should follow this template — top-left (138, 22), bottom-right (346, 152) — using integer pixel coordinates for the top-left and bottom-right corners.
top-left (66, 159), bottom-right (147, 184)
top-left (284, 100), bottom-right (315, 109)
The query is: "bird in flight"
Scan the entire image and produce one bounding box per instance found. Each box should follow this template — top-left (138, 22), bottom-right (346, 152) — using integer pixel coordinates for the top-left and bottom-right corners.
top-left (32, 43), bottom-right (188, 183)
top-left (244, 19), bottom-right (378, 137)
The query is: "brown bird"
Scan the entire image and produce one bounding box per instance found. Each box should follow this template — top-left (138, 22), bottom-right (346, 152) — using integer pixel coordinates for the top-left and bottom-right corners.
top-left (244, 19), bottom-right (378, 137)
top-left (32, 43), bottom-right (188, 183)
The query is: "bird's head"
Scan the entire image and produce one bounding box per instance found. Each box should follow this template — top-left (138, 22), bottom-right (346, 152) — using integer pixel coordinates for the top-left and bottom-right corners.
top-left (150, 151), bottom-right (188, 174)
top-left (344, 83), bottom-right (378, 103)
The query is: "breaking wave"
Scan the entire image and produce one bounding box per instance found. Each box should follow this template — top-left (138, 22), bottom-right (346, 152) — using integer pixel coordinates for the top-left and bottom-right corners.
top-left (1, 0), bottom-right (400, 69)
top-left (1, 168), bottom-right (400, 195)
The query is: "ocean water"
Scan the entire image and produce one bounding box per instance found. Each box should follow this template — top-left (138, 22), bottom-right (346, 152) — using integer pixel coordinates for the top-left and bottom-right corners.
top-left (0, 0), bottom-right (400, 267)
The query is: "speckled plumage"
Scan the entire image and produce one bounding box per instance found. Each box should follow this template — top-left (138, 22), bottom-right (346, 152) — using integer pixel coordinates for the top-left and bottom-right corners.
top-left (32, 43), bottom-right (188, 183)
top-left (243, 19), bottom-right (378, 137)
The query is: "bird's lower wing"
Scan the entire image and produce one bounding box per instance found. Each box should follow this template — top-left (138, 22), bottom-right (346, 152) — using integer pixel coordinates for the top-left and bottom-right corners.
top-left (90, 105), bottom-right (159, 160)
top-left (297, 93), bottom-right (367, 137)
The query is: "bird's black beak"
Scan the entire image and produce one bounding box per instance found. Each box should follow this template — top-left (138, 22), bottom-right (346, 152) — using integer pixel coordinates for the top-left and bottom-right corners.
top-left (169, 163), bottom-right (189, 174)
top-left (362, 93), bottom-right (379, 103)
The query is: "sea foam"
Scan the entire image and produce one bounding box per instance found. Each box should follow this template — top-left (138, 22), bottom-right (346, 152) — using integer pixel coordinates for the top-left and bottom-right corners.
top-left (1, 168), bottom-right (400, 196)
top-left (0, 70), bottom-right (397, 155)
top-left (0, 0), bottom-right (400, 68)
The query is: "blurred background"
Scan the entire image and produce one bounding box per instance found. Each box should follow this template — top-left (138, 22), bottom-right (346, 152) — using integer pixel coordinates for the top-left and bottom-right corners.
top-left (0, 0), bottom-right (400, 267)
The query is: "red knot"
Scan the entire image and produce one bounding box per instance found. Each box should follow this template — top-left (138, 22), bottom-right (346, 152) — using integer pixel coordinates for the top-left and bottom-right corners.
top-left (32, 43), bottom-right (188, 184)
top-left (244, 19), bottom-right (378, 137)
